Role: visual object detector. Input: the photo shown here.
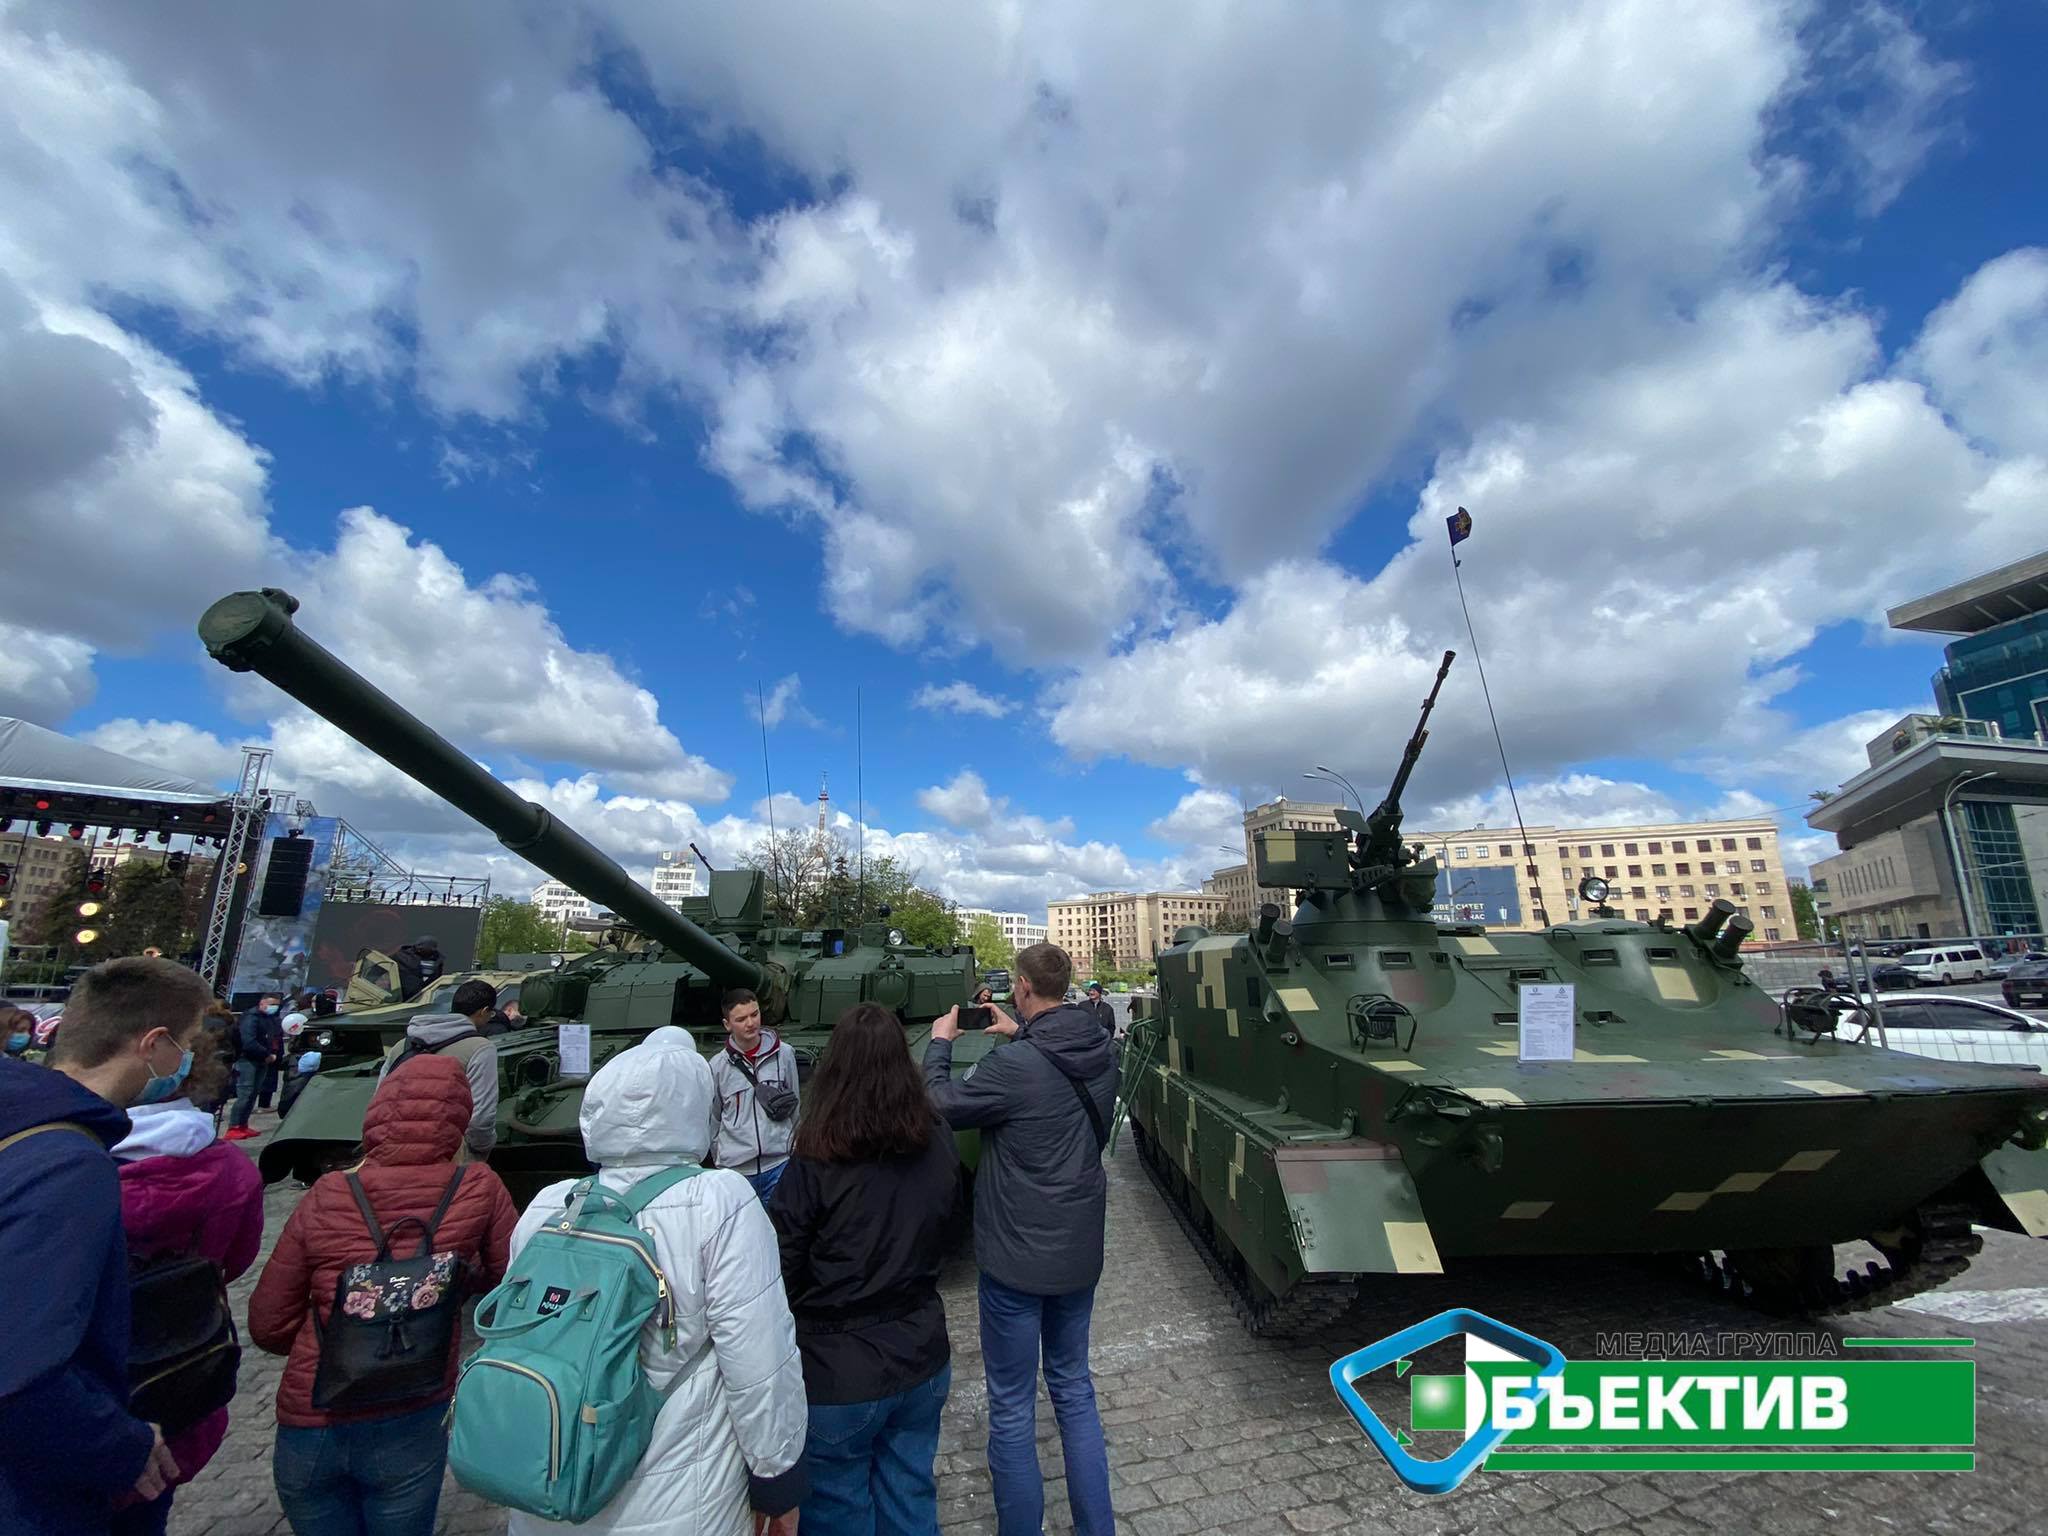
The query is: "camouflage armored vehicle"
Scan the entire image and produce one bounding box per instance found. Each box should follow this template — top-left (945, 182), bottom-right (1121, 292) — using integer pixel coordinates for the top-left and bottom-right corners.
top-left (199, 589), bottom-right (988, 1198)
top-left (1124, 651), bottom-right (2048, 1332)
top-left (300, 967), bottom-right (536, 1073)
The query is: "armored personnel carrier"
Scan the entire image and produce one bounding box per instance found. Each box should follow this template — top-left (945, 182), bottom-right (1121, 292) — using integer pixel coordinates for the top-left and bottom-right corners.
top-left (199, 589), bottom-right (986, 1196)
top-left (1125, 651), bottom-right (2048, 1332)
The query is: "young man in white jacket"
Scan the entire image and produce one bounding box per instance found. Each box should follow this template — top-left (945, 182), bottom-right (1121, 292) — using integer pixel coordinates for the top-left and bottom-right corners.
top-left (707, 989), bottom-right (801, 1202)
top-left (506, 1027), bottom-right (809, 1536)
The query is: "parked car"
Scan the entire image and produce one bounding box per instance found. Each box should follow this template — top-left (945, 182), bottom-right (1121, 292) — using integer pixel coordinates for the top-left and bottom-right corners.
top-left (1894, 944), bottom-right (1992, 986)
top-left (2004, 958), bottom-right (2048, 1010)
top-left (1859, 991), bottom-right (2048, 1070)
top-left (1868, 962), bottom-right (1918, 989)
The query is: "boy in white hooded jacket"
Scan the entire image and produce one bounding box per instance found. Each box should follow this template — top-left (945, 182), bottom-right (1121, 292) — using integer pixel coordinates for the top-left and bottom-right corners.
top-left (506, 1027), bottom-right (808, 1536)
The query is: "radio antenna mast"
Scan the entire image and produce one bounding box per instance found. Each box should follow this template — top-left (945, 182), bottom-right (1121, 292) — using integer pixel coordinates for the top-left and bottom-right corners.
top-left (757, 681), bottom-right (782, 918)
top-left (1446, 507), bottom-right (1534, 900)
top-left (856, 687), bottom-right (866, 921)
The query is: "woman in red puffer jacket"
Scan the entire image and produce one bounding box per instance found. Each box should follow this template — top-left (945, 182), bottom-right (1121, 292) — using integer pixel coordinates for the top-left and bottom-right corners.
top-left (249, 1052), bottom-right (517, 1536)
top-left (112, 1045), bottom-right (266, 1536)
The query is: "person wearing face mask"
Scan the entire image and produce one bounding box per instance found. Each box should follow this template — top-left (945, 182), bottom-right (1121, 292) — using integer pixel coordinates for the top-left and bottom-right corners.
top-left (225, 994), bottom-right (283, 1143)
top-left (111, 1021), bottom-right (265, 1536)
top-left (0, 956), bottom-right (215, 1536)
top-left (1, 1005), bottom-right (37, 1059)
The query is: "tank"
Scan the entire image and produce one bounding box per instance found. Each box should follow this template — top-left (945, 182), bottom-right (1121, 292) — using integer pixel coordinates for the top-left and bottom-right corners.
top-left (1123, 650), bottom-right (2048, 1332)
top-left (199, 589), bottom-right (987, 1198)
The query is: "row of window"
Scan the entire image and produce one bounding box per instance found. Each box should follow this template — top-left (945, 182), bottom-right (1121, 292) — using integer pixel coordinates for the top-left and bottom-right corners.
top-left (1566, 836), bottom-right (1768, 857)
top-left (1567, 861), bottom-right (1770, 881)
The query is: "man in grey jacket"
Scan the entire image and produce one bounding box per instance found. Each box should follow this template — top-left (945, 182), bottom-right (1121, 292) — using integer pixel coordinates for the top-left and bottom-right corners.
top-left (378, 977), bottom-right (499, 1159)
top-left (924, 941), bottom-right (1117, 1536)
top-left (708, 988), bottom-right (801, 1202)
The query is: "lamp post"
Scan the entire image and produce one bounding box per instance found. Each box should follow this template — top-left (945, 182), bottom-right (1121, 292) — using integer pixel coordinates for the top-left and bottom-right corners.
top-left (1941, 771), bottom-right (1997, 941)
top-left (1312, 765), bottom-right (1367, 815)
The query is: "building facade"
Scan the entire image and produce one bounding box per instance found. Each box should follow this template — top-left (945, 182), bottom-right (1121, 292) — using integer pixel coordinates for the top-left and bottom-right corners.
top-left (953, 907), bottom-right (1048, 951)
top-left (0, 834), bottom-right (84, 934)
top-left (648, 851), bottom-right (700, 910)
top-left (530, 878), bottom-right (595, 928)
top-left (1811, 551), bottom-right (2048, 944)
top-left (1239, 799), bottom-right (1797, 940)
top-left (1202, 862), bottom-right (1253, 917)
top-left (1048, 889), bottom-right (1230, 973)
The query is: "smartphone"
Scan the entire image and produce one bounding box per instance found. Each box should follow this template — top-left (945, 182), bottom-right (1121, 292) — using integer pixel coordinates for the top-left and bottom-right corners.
top-left (958, 1005), bottom-right (993, 1030)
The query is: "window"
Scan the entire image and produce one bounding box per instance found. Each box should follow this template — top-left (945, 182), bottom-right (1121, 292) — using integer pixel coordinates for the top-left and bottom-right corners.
top-left (1684, 907), bottom-right (1699, 921)
top-left (1523, 844), bottom-right (1536, 858)
top-left (1750, 860), bottom-right (1766, 873)
top-left (1680, 885), bottom-right (1695, 898)
top-left (1562, 865), bottom-right (1574, 879)
top-left (1625, 864), bottom-right (1640, 877)
top-left (1635, 908), bottom-right (1651, 921)
top-left (1765, 928), bottom-right (1781, 942)
top-left (1499, 844), bottom-right (1513, 859)
top-left (1656, 885), bottom-right (1672, 900)
top-left (1746, 837), bottom-right (1762, 850)
top-left (1719, 838), bottom-right (1734, 852)
top-left (1601, 844), bottom-right (1615, 857)
top-left (1731, 883), bottom-right (1745, 897)
top-left (1911, 1000), bottom-right (2030, 1032)
top-left (1699, 860), bottom-right (1715, 875)
top-left (1578, 845), bottom-right (1591, 858)
top-left (1762, 906), bottom-right (1777, 919)
top-left (1456, 845), bottom-right (1470, 859)
top-left (1756, 881), bottom-right (1772, 894)
top-left (1648, 841), bottom-right (1663, 854)
top-left (1676, 863), bottom-right (1691, 876)
top-left (1651, 863), bottom-right (1666, 876)
top-left (1630, 886), bottom-right (1645, 899)
top-left (1526, 864), bottom-right (1540, 879)
top-left (1624, 843), bottom-right (1639, 856)
top-left (1604, 865), bottom-right (1618, 878)
top-left (1557, 846), bottom-right (1570, 859)
top-left (1706, 883), bottom-right (1720, 897)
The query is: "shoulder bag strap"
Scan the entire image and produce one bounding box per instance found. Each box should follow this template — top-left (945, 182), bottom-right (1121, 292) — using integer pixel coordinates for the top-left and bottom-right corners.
top-left (419, 1166), bottom-right (468, 1243)
top-left (622, 1163), bottom-right (703, 1215)
top-left (343, 1172), bottom-right (390, 1256)
top-left (0, 1121), bottom-right (99, 1155)
top-left (724, 1046), bottom-right (763, 1089)
top-left (1029, 1043), bottom-right (1109, 1151)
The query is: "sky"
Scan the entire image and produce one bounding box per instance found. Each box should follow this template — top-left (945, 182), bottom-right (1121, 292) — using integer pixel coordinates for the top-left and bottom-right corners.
top-left (3, 1), bottom-right (2045, 912)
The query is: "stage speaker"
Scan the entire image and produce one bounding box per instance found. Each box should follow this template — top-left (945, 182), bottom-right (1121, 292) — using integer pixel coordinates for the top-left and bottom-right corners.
top-left (257, 836), bottom-right (315, 916)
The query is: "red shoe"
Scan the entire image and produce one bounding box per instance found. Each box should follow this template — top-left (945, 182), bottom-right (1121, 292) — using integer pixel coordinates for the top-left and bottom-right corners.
top-left (224, 1126), bottom-right (259, 1141)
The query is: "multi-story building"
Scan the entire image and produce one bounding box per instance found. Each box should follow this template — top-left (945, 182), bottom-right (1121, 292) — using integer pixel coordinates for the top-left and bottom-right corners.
top-left (530, 878), bottom-right (595, 928)
top-left (1048, 889), bottom-right (1230, 973)
top-left (953, 908), bottom-right (1048, 951)
top-left (1202, 863), bottom-right (1253, 918)
top-left (648, 851), bottom-right (699, 910)
top-left (1810, 550), bottom-right (2048, 943)
top-left (87, 841), bottom-right (170, 873)
top-left (0, 834), bottom-right (85, 934)
top-left (1239, 799), bottom-right (1797, 940)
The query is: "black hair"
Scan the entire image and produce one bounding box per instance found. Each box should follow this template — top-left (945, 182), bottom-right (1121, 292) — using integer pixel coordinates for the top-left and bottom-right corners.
top-left (452, 978), bottom-right (498, 1017)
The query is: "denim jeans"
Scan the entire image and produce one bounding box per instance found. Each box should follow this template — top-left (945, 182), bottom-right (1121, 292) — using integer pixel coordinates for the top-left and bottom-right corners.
top-left (803, 1362), bottom-right (951, 1536)
top-left (273, 1400), bottom-right (449, 1536)
top-left (746, 1161), bottom-right (787, 1203)
top-left (230, 1057), bottom-right (262, 1129)
top-left (978, 1273), bottom-right (1114, 1536)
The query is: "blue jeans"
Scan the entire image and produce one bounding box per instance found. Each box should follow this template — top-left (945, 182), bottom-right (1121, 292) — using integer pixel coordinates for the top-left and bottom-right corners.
top-left (747, 1161), bottom-right (787, 1203)
top-left (230, 1057), bottom-right (262, 1128)
top-left (273, 1400), bottom-right (448, 1536)
top-left (803, 1362), bottom-right (951, 1536)
top-left (978, 1274), bottom-right (1114, 1536)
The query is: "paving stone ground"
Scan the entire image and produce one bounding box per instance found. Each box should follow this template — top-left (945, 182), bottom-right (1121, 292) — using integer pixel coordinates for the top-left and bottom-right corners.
top-left (173, 1106), bottom-right (2048, 1535)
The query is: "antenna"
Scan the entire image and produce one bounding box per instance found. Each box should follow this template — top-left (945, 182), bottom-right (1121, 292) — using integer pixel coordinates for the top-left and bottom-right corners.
top-left (856, 686), bottom-right (866, 922)
top-left (1446, 507), bottom-right (1533, 889)
top-left (757, 681), bottom-right (781, 918)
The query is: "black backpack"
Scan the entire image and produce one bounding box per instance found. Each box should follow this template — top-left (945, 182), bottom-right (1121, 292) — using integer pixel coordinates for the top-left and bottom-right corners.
top-left (310, 1169), bottom-right (469, 1413)
top-left (386, 1028), bottom-right (480, 1075)
top-left (129, 1251), bottom-right (240, 1435)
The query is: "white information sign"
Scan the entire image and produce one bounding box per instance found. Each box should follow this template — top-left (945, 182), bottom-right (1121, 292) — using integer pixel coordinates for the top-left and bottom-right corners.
top-left (557, 1023), bottom-right (592, 1078)
top-left (1517, 982), bottom-right (1576, 1063)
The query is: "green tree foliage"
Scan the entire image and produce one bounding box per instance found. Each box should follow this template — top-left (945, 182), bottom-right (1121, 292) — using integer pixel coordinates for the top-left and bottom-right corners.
top-left (25, 850), bottom-right (96, 964)
top-left (1209, 907), bottom-right (1252, 934)
top-left (741, 834), bottom-right (957, 943)
top-left (1090, 945), bottom-right (1116, 984)
top-left (964, 912), bottom-right (1015, 971)
top-left (477, 896), bottom-right (567, 964)
top-left (101, 862), bottom-right (190, 957)
top-left (1788, 879), bottom-right (1821, 941)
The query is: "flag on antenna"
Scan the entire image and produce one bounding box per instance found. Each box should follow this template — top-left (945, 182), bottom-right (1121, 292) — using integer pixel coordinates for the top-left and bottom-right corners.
top-left (1446, 506), bottom-right (1473, 546)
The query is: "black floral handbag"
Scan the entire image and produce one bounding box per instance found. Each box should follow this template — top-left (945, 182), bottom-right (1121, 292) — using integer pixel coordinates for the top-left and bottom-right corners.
top-left (310, 1168), bottom-right (468, 1412)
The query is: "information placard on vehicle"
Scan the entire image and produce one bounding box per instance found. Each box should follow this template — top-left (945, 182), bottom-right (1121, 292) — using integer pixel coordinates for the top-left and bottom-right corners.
top-left (557, 1023), bottom-right (592, 1078)
top-left (1517, 982), bottom-right (1576, 1063)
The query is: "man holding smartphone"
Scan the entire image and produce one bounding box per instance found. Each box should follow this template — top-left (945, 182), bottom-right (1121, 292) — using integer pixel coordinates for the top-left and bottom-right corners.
top-left (923, 943), bottom-right (1117, 1535)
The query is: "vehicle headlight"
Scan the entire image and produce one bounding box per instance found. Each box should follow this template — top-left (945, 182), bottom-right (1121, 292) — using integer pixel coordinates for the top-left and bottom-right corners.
top-left (314, 1029), bottom-right (335, 1048)
top-left (887, 928), bottom-right (905, 948)
top-left (1577, 875), bottom-right (1610, 905)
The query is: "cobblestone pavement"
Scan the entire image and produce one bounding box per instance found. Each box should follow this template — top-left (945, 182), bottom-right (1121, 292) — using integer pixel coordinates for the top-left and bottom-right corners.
top-left (174, 1107), bottom-right (2048, 1535)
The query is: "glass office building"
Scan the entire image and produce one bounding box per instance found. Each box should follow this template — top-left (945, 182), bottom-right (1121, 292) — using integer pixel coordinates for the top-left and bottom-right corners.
top-left (1935, 610), bottom-right (2048, 741)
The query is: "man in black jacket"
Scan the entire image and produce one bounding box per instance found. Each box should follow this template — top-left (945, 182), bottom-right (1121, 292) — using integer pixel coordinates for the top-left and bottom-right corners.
top-left (1083, 981), bottom-right (1116, 1036)
top-left (923, 942), bottom-right (1116, 1536)
top-left (224, 994), bottom-right (281, 1142)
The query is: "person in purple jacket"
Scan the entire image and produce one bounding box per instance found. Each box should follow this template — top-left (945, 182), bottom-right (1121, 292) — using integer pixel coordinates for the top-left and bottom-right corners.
top-left (112, 1035), bottom-right (266, 1535)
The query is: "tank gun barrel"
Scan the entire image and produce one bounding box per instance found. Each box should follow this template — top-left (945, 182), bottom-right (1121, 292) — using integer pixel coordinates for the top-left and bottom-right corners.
top-left (1363, 650), bottom-right (1456, 849)
top-left (198, 588), bottom-right (767, 994)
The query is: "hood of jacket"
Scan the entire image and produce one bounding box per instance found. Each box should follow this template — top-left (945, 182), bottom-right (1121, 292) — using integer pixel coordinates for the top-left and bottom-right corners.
top-left (1019, 1002), bottom-right (1118, 1082)
top-left (114, 1098), bottom-right (216, 1161)
top-left (362, 1052), bottom-right (471, 1165)
top-left (0, 1055), bottom-right (131, 1149)
top-left (581, 1025), bottom-right (713, 1169)
top-left (725, 1027), bottom-right (781, 1063)
top-left (404, 1011), bottom-right (478, 1045)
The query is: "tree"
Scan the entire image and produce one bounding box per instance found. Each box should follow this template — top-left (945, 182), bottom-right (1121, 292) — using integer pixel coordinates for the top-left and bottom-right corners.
top-left (1210, 907), bottom-right (1252, 934)
top-left (964, 913), bottom-right (1015, 971)
top-left (1090, 946), bottom-right (1116, 984)
top-left (1808, 789), bottom-right (1835, 804)
top-left (745, 828), bottom-right (840, 926)
top-left (100, 862), bottom-right (188, 958)
top-left (476, 897), bottom-right (567, 965)
top-left (1788, 879), bottom-right (1821, 941)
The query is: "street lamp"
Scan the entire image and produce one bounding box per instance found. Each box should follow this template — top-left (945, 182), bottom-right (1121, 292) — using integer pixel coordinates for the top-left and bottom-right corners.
top-left (1303, 770), bottom-right (1363, 816)
top-left (1941, 771), bottom-right (1997, 940)
top-left (1312, 765), bottom-right (1368, 815)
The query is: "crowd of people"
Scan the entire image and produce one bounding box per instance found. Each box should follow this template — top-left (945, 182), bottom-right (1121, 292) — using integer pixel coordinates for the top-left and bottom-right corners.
top-left (0, 940), bottom-right (1123, 1536)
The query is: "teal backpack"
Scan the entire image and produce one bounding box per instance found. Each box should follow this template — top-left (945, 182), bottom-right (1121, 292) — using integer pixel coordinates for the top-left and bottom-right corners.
top-left (448, 1166), bottom-right (701, 1521)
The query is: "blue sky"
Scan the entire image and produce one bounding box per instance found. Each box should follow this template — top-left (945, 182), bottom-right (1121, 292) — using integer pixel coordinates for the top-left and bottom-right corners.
top-left (4, 2), bottom-right (2045, 906)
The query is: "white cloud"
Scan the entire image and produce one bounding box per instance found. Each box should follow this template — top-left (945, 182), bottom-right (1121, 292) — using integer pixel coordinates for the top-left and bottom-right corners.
top-left (911, 681), bottom-right (1016, 719)
top-left (1906, 247), bottom-right (2048, 459)
top-left (0, 624), bottom-right (98, 722)
top-left (1420, 775), bottom-right (1683, 835)
top-left (1794, 2), bottom-right (1967, 216)
top-left (1145, 787), bottom-right (1246, 860)
top-left (750, 674), bottom-right (820, 732)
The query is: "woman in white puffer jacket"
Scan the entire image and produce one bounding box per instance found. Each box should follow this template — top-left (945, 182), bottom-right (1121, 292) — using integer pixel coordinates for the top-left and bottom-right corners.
top-left (506, 1027), bottom-right (809, 1536)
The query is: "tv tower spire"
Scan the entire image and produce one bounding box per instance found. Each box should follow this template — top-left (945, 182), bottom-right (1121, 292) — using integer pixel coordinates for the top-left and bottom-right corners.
top-left (817, 772), bottom-right (829, 836)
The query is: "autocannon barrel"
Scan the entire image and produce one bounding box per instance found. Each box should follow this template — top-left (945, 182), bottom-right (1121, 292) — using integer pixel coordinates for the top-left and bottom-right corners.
top-left (199, 588), bottom-right (767, 994)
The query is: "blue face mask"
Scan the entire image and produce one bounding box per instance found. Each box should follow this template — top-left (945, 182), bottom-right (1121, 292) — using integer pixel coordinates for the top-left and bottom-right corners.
top-left (6, 1033), bottom-right (28, 1054)
top-left (136, 1044), bottom-right (195, 1106)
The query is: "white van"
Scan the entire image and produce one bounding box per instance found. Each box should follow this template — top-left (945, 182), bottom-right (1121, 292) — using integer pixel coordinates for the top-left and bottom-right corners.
top-left (1896, 945), bottom-right (1990, 985)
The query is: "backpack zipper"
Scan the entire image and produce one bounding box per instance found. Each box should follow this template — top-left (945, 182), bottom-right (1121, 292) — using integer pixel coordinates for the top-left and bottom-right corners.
top-left (467, 1358), bottom-right (561, 1481)
top-left (545, 1227), bottom-right (675, 1337)
top-left (131, 1338), bottom-right (235, 1394)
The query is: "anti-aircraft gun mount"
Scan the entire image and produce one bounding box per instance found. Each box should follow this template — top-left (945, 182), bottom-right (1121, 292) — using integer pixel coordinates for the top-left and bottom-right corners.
top-left (1124, 646), bottom-right (2048, 1334)
top-left (199, 589), bottom-right (979, 1195)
